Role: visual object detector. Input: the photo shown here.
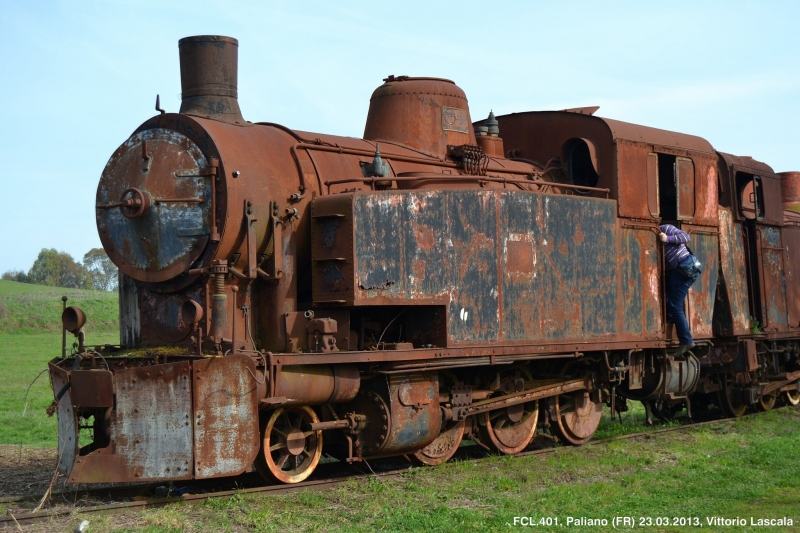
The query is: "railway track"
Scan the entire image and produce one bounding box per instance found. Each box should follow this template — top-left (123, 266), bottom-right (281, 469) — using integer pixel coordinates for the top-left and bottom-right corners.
top-left (3, 408), bottom-right (785, 529)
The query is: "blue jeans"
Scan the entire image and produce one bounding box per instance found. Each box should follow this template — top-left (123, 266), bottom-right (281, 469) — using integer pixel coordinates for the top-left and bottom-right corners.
top-left (666, 269), bottom-right (697, 345)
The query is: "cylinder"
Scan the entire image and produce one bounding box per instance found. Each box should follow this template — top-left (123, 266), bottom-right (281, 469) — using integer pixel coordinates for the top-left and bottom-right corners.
top-left (476, 136), bottom-right (505, 158)
top-left (664, 355), bottom-right (700, 396)
top-left (778, 172), bottom-right (800, 214)
top-left (209, 294), bottom-right (227, 342)
top-left (178, 35), bottom-right (246, 125)
top-left (276, 365), bottom-right (360, 406)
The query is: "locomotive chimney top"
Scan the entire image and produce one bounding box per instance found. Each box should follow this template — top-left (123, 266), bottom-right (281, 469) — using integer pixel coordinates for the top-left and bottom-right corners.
top-left (178, 35), bottom-right (247, 125)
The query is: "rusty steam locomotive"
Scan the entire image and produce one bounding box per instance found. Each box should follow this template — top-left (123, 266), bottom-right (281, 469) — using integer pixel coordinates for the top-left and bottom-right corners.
top-left (48, 35), bottom-right (800, 485)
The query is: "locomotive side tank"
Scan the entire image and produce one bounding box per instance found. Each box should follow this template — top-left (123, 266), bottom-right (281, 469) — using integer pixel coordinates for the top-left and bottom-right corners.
top-left (48, 35), bottom-right (800, 485)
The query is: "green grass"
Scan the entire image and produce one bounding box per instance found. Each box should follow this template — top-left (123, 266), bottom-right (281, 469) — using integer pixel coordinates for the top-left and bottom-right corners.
top-left (87, 408), bottom-right (800, 533)
top-left (0, 280), bottom-right (119, 446)
top-left (0, 331), bottom-right (118, 447)
top-left (0, 279), bottom-right (118, 334)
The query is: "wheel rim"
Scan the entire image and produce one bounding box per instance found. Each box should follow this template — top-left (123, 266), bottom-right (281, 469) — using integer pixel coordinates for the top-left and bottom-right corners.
top-left (758, 393), bottom-right (777, 411)
top-left (410, 418), bottom-right (465, 466)
top-left (550, 391), bottom-right (602, 445)
top-left (481, 400), bottom-right (539, 454)
top-left (551, 391), bottom-right (603, 446)
top-left (785, 390), bottom-right (800, 406)
top-left (255, 406), bottom-right (322, 484)
top-left (718, 374), bottom-right (747, 418)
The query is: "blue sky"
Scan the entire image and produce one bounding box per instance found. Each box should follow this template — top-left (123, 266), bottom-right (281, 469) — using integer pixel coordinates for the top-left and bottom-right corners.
top-left (1, 0), bottom-right (798, 274)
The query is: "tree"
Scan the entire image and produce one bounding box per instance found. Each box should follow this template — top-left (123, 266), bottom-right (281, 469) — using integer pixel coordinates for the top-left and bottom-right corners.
top-left (83, 248), bottom-right (118, 291)
top-left (26, 249), bottom-right (93, 289)
top-left (1, 270), bottom-right (28, 282)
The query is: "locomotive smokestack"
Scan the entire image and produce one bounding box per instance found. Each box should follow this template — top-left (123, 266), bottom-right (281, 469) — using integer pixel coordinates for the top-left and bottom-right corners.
top-left (178, 35), bottom-right (246, 125)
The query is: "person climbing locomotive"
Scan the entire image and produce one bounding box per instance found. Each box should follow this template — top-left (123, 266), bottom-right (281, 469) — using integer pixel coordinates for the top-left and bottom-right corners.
top-left (659, 224), bottom-right (702, 357)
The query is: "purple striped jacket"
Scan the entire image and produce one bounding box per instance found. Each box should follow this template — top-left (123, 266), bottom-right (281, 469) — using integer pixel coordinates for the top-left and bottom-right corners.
top-left (660, 224), bottom-right (691, 271)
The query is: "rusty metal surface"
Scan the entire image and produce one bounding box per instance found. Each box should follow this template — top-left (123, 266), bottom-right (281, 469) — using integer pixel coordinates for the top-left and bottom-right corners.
top-left (312, 189), bottom-right (666, 346)
top-left (500, 192), bottom-right (618, 342)
top-left (496, 111), bottom-right (718, 225)
top-left (139, 283), bottom-right (206, 346)
top-left (676, 157), bottom-right (696, 219)
top-left (178, 36), bottom-right (246, 125)
top-left (758, 225), bottom-right (788, 331)
top-left (49, 363), bottom-right (78, 477)
top-left (549, 391), bottom-right (602, 445)
top-left (783, 225), bottom-right (800, 328)
top-left (97, 128), bottom-right (212, 283)
top-left (717, 152), bottom-right (776, 177)
top-left (411, 418), bottom-right (465, 465)
top-left (619, 227), bottom-right (661, 337)
top-left (779, 171), bottom-right (800, 214)
top-left (363, 77), bottom-right (475, 158)
top-left (686, 230), bottom-right (719, 338)
top-left (112, 361), bottom-right (193, 482)
top-left (601, 117), bottom-right (715, 154)
top-left (759, 176), bottom-right (785, 227)
top-left (66, 361), bottom-right (194, 484)
top-left (274, 364), bottom-right (359, 406)
top-left (379, 373), bottom-right (440, 455)
top-left (717, 209), bottom-right (751, 335)
top-left (718, 152), bottom-right (783, 226)
top-left (70, 370), bottom-right (114, 407)
top-left (193, 355), bottom-right (259, 479)
top-left (271, 339), bottom-right (670, 367)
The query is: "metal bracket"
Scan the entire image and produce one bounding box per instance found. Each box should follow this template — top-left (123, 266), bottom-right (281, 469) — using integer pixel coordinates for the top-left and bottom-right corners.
top-left (141, 140), bottom-right (153, 173)
top-left (245, 200), bottom-right (258, 278)
top-left (257, 201), bottom-right (284, 280)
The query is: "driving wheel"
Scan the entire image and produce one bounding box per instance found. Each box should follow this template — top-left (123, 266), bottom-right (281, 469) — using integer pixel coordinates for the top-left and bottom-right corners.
top-left (255, 406), bottom-right (322, 484)
top-left (718, 373), bottom-right (747, 418)
top-left (479, 400), bottom-right (539, 455)
top-left (549, 390), bottom-right (602, 445)
top-left (758, 393), bottom-right (777, 411)
top-left (410, 418), bottom-right (465, 466)
top-left (785, 390), bottom-right (800, 406)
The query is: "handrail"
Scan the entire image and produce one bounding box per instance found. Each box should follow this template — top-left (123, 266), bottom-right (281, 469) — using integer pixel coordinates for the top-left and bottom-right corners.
top-left (324, 176), bottom-right (611, 197)
top-left (257, 121), bottom-right (542, 192)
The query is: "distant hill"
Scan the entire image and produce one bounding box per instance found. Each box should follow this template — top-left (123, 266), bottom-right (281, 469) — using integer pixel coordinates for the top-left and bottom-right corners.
top-left (0, 280), bottom-right (118, 334)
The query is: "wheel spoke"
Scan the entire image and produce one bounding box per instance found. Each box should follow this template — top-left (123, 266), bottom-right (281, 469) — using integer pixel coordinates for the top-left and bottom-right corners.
top-left (276, 452), bottom-right (289, 469)
top-left (256, 406), bottom-right (322, 484)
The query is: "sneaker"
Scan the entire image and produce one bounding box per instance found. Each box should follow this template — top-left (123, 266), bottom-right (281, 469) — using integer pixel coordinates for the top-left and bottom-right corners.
top-left (671, 343), bottom-right (696, 357)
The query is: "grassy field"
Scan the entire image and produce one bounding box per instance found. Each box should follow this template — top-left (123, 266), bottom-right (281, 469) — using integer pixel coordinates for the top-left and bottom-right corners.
top-left (65, 407), bottom-right (800, 533)
top-left (0, 333), bottom-right (119, 447)
top-left (0, 279), bottom-right (118, 334)
top-left (0, 280), bottom-right (119, 447)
